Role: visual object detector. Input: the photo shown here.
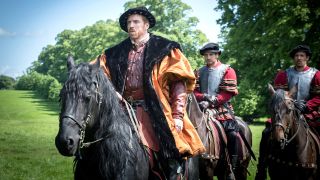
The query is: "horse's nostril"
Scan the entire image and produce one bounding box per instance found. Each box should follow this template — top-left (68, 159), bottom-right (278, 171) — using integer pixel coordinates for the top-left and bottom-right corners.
top-left (67, 137), bottom-right (74, 146)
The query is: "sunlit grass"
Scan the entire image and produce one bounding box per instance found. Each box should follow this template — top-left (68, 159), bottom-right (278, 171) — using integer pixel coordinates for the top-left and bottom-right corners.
top-left (0, 90), bottom-right (73, 180)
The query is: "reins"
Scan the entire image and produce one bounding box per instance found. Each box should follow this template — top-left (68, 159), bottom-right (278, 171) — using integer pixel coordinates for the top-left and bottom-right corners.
top-left (123, 99), bottom-right (141, 143)
top-left (60, 75), bottom-right (110, 159)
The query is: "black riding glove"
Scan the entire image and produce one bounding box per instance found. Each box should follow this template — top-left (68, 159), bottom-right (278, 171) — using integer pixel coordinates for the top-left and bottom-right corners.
top-left (203, 93), bottom-right (217, 104)
top-left (294, 100), bottom-right (307, 113)
top-left (199, 101), bottom-right (210, 110)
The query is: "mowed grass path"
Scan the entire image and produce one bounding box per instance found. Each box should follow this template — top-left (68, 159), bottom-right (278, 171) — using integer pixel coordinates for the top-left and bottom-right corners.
top-left (0, 90), bottom-right (265, 180)
top-left (0, 90), bottom-right (73, 180)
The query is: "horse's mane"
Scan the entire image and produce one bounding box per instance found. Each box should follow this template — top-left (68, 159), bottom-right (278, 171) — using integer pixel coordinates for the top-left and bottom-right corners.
top-left (61, 62), bottom-right (140, 179)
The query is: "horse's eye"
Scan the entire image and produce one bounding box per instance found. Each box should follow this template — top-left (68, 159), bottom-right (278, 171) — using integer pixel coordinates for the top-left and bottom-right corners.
top-left (82, 92), bottom-right (91, 102)
top-left (86, 95), bottom-right (92, 102)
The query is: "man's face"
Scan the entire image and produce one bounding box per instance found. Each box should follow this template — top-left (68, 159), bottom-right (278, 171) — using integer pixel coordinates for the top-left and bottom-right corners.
top-left (203, 50), bottom-right (219, 66)
top-left (293, 51), bottom-right (309, 68)
top-left (127, 14), bottom-right (149, 41)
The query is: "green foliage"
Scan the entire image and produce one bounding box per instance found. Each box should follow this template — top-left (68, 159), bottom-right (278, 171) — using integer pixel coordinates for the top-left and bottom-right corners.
top-left (0, 75), bottom-right (15, 89)
top-left (15, 72), bottom-right (39, 90)
top-left (232, 79), bottom-right (263, 115)
top-left (31, 20), bottom-right (126, 82)
top-left (15, 72), bottom-right (61, 101)
top-left (30, 0), bottom-right (209, 83)
top-left (48, 79), bottom-right (62, 102)
top-left (217, 0), bottom-right (320, 116)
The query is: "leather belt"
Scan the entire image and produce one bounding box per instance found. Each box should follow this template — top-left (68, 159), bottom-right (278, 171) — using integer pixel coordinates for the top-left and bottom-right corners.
top-left (127, 99), bottom-right (148, 111)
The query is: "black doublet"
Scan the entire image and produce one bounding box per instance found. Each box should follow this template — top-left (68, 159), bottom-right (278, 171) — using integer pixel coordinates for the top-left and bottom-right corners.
top-left (104, 34), bottom-right (181, 159)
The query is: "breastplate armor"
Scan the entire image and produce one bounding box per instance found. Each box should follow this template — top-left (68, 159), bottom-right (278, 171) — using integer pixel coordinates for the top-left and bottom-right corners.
top-left (286, 67), bottom-right (317, 101)
top-left (199, 64), bottom-right (229, 96)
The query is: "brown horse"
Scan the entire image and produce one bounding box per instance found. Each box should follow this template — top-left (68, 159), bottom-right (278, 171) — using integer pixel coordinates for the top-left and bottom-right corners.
top-left (187, 93), bottom-right (253, 180)
top-left (267, 84), bottom-right (320, 180)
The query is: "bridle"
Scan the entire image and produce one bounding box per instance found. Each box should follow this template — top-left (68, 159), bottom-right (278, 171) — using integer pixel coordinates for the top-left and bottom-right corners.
top-left (272, 97), bottom-right (301, 149)
top-left (60, 76), bottom-right (106, 158)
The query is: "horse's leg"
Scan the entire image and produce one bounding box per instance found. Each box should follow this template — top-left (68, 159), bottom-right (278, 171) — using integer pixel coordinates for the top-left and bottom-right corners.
top-left (74, 160), bottom-right (101, 180)
top-left (235, 158), bottom-right (250, 180)
top-left (137, 152), bottom-right (149, 180)
top-left (198, 158), bottom-right (215, 180)
top-left (184, 156), bottom-right (199, 180)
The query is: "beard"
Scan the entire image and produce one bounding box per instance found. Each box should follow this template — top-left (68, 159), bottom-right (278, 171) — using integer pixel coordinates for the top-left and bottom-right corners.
top-left (129, 31), bottom-right (138, 39)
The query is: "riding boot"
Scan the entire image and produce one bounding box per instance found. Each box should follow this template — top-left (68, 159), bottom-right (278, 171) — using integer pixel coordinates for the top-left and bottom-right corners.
top-left (225, 154), bottom-right (238, 180)
top-left (167, 159), bottom-right (183, 180)
top-left (226, 164), bottom-right (236, 180)
top-left (227, 129), bottom-right (239, 171)
top-left (231, 155), bottom-right (238, 172)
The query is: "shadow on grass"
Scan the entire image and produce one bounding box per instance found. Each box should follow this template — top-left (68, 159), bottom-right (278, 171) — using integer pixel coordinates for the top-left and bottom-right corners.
top-left (20, 91), bottom-right (60, 116)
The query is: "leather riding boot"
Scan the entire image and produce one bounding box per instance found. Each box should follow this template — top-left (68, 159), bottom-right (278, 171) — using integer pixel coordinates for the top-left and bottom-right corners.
top-left (225, 155), bottom-right (238, 180)
top-left (167, 159), bottom-right (183, 180)
top-left (231, 155), bottom-right (238, 171)
top-left (226, 165), bottom-right (236, 180)
top-left (227, 130), bottom-right (239, 172)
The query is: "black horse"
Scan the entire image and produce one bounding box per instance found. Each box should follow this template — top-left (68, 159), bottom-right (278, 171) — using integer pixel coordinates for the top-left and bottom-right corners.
top-left (187, 93), bottom-right (253, 180)
top-left (55, 57), bottom-right (199, 180)
top-left (265, 84), bottom-right (320, 180)
top-left (55, 57), bottom-right (149, 179)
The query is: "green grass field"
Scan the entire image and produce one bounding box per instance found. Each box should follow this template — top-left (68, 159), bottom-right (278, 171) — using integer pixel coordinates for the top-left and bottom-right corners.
top-left (0, 90), bottom-right (73, 180)
top-left (0, 90), bottom-right (265, 180)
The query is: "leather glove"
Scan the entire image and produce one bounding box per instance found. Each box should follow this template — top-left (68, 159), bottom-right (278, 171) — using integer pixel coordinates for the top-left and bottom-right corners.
top-left (174, 118), bottom-right (183, 132)
top-left (199, 101), bottom-right (210, 110)
top-left (295, 100), bottom-right (307, 113)
top-left (203, 93), bottom-right (217, 104)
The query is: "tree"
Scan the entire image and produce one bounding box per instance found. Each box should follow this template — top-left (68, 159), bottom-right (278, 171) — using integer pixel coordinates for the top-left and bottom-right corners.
top-left (0, 75), bottom-right (15, 89)
top-left (15, 72), bottom-right (62, 101)
top-left (30, 0), bottom-right (209, 83)
top-left (31, 20), bottom-right (126, 82)
top-left (216, 0), bottom-right (320, 116)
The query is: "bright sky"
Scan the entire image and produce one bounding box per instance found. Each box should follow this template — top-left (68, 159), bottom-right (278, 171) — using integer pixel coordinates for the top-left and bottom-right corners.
top-left (0, 0), bottom-right (222, 78)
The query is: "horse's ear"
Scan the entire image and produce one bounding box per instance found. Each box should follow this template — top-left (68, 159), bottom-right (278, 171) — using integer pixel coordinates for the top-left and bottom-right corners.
top-left (91, 55), bottom-right (101, 73)
top-left (288, 84), bottom-right (298, 98)
top-left (67, 55), bottom-right (75, 72)
top-left (268, 83), bottom-right (275, 95)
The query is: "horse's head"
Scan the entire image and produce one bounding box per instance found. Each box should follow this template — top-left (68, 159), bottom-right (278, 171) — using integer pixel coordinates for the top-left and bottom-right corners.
top-left (268, 84), bottom-right (297, 149)
top-left (55, 56), bottom-right (103, 156)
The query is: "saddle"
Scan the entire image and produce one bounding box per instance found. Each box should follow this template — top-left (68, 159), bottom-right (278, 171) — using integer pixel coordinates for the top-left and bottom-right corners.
top-left (201, 110), bottom-right (247, 161)
top-left (309, 128), bottom-right (320, 156)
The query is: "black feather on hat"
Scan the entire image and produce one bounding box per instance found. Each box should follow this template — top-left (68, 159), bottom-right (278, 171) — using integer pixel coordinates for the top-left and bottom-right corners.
top-left (289, 45), bottom-right (312, 58)
top-left (119, 6), bottom-right (156, 32)
top-left (199, 43), bottom-right (221, 55)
